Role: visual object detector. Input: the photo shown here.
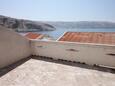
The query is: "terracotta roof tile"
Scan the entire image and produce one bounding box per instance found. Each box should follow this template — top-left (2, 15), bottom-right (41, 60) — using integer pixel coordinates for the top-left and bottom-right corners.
top-left (58, 32), bottom-right (115, 45)
top-left (25, 32), bottom-right (43, 39)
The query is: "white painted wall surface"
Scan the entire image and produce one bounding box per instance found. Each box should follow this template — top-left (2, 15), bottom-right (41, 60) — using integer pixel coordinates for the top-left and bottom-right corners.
top-left (31, 40), bottom-right (115, 69)
top-left (0, 26), bottom-right (31, 68)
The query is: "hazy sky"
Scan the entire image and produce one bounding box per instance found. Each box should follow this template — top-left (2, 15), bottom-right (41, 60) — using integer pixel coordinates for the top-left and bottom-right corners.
top-left (0, 0), bottom-right (115, 21)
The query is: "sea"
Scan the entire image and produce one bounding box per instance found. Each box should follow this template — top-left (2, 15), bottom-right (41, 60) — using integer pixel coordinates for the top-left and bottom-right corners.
top-left (20, 28), bottom-right (115, 40)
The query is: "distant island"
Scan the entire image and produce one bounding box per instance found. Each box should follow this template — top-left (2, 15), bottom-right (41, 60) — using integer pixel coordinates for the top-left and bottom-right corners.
top-left (0, 15), bottom-right (115, 32)
top-left (0, 15), bottom-right (55, 32)
top-left (46, 21), bottom-right (115, 28)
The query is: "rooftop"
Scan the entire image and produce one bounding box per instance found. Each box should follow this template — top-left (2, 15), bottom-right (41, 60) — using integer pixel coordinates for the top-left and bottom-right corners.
top-left (58, 32), bottom-right (115, 45)
top-left (25, 32), bottom-right (44, 39)
top-left (0, 56), bottom-right (115, 86)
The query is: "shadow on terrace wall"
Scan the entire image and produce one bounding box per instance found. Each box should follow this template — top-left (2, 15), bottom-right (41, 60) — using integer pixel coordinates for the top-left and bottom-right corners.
top-left (0, 57), bottom-right (31, 77)
top-left (32, 56), bottom-right (115, 74)
top-left (0, 55), bottom-right (115, 77)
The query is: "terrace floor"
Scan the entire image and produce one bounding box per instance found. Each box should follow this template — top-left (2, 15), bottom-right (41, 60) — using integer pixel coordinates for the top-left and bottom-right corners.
top-left (0, 56), bottom-right (115, 86)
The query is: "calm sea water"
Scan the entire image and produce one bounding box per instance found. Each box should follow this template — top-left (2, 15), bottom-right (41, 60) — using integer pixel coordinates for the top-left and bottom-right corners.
top-left (37, 28), bottom-right (115, 39)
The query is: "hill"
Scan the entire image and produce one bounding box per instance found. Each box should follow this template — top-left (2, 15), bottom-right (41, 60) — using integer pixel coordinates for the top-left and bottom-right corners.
top-left (1, 15), bottom-right (115, 32)
top-left (46, 21), bottom-right (115, 28)
top-left (0, 15), bottom-right (55, 32)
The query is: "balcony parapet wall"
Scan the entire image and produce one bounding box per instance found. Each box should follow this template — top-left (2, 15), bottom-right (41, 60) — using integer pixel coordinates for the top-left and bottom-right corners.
top-left (0, 26), bottom-right (31, 68)
top-left (31, 40), bottom-right (115, 69)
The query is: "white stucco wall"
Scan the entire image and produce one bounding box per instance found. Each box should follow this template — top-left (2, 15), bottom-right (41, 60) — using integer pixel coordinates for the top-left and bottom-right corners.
top-left (0, 26), bottom-right (31, 68)
top-left (31, 40), bottom-right (115, 69)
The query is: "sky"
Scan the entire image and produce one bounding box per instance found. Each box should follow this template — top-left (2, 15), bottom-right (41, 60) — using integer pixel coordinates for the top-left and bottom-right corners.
top-left (0, 0), bottom-right (115, 22)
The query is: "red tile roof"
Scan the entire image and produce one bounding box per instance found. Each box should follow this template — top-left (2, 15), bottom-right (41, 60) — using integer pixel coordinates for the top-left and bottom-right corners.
top-left (58, 32), bottom-right (115, 45)
top-left (25, 32), bottom-right (43, 39)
